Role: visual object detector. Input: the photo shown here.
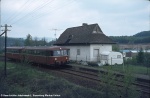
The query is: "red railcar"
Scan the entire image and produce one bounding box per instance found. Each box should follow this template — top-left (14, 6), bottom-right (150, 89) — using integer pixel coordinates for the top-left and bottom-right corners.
top-left (6, 46), bottom-right (69, 66)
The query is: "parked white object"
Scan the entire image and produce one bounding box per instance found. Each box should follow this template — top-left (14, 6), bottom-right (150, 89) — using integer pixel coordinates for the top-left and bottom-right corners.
top-left (100, 51), bottom-right (123, 65)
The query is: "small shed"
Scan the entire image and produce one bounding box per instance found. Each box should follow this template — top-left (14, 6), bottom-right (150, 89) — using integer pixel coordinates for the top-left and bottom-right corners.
top-left (100, 51), bottom-right (123, 65)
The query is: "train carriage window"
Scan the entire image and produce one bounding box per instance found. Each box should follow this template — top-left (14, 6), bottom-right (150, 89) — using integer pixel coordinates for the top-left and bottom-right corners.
top-left (26, 50), bottom-right (37, 55)
top-left (34, 50), bottom-right (36, 54)
top-left (23, 50), bottom-right (29, 54)
top-left (7, 49), bottom-right (12, 53)
top-left (50, 51), bottom-right (53, 56)
top-left (18, 50), bottom-right (21, 53)
top-left (42, 51), bottom-right (46, 56)
top-left (53, 50), bottom-right (61, 56)
top-left (45, 51), bottom-right (53, 56)
top-left (36, 50), bottom-right (40, 55)
top-left (21, 50), bottom-right (26, 54)
top-left (13, 49), bottom-right (19, 53)
top-left (34, 50), bottom-right (46, 56)
top-left (28, 50), bottom-right (32, 54)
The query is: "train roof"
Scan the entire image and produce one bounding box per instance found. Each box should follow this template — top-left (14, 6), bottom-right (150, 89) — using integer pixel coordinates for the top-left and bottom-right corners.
top-left (7, 47), bottom-right (24, 50)
top-left (7, 46), bottom-right (69, 51)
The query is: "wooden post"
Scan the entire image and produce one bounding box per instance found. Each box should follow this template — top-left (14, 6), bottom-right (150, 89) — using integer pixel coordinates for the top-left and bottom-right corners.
top-left (1, 24), bottom-right (12, 76)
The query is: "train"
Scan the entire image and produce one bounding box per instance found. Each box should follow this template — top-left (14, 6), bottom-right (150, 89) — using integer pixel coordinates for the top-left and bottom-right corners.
top-left (6, 46), bottom-right (69, 66)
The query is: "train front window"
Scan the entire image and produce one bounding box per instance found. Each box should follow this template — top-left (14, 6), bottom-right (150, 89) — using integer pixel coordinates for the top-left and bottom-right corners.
top-left (52, 50), bottom-right (68, 56)
top-left (53, 51), bottom-right (61, 56)
top-left (63, 50), bottom-right (68, 56)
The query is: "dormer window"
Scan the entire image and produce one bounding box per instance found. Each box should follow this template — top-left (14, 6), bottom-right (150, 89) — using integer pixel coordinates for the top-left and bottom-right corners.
top-left (92, 25), bottom-right (103, 34)
top-left (93, 31), bottom-right (97, 33)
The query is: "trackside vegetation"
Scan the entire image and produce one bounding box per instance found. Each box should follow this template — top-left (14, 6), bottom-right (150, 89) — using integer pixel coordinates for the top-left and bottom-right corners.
top-left (99, 66), bottom-right (140, 98)
top-left (0, 61), bottom-right (149, 98)
top-left (100, 65), bottom-right (150, 75)
top-left (0, 62), bottom-right (102, 98)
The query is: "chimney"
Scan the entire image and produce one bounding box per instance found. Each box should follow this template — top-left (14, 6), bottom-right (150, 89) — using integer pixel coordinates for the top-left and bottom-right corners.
top-left (82, 23), bottom-right (88, 26)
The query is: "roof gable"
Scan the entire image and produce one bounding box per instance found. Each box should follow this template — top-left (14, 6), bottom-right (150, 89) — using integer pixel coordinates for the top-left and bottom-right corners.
top-left (55, 23), bottom-right (116, 45)
top-left (92, 25), bottom-right (103, 34)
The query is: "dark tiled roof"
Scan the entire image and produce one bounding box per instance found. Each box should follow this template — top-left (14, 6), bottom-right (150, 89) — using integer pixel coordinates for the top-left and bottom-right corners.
top-left (55, 23), bottom-right (116, 45)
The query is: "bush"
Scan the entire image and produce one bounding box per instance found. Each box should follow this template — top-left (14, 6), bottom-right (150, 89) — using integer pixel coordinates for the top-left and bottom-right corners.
top-left (0, 62), bottom-right (104, 98)
top-left (99, 66), bottom-right (140, 98)
top-left (88, 62), bottom-right (99, 66)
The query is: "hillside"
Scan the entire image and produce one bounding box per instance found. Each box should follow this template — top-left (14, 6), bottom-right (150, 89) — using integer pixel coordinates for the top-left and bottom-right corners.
top-left (0, 37), bottom-right (24, 47)
top-left (133, 31), bottom-right (150, 37)
top-left (110, 31), bottom-right (150, 44)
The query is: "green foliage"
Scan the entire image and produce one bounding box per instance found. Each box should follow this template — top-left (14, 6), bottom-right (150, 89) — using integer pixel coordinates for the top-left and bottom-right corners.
top-left (24, 34), bottom-right (33, 46)
top-left (125, 57), bottom-right (137, 65)
top-left (136, 48), bottom-right (144, 64)
top-left (0, 62), bottom-right (102, 98)
top-left (32, 37), bottom-right (47, 46)
top-left (124, 49), bottom-right (150, 68)
top-left (120, 66), bottom-right (139, 98)
top-left (24, 34), bottom-right (51, 46)
top-left (0, 36), bottom-right (24, 47)
top-left (14, 39), bottom-right (21, 46)
top-left (99, 66), bottom-right (119, 98)
top-left (109, 30), bottom-right (150, 44)
top-left (99, 65), bottom-right (139, 98)
top-left (133, 31), bottom-right (150, 37)
top-left (112, 44), bottom-right (120, 52)
top-left (144, 52), bottom-right (150, 67)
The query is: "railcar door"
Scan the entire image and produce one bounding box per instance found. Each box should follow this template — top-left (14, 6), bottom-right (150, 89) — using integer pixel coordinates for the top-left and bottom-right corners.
top-left (46, 51), bottom-right (55, 65)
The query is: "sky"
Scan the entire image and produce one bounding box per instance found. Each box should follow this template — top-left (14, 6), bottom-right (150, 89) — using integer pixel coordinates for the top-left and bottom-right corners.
top-left (0, 0), bottom-right (150, 40)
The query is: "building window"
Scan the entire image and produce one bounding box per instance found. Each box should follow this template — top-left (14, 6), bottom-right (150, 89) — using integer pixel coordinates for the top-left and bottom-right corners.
top-left (117, 55), bottom-right (121, 58)
top-left (77, 49), bottom-right (80, 55)
top-left (93, 49), bottom-right (99, 57)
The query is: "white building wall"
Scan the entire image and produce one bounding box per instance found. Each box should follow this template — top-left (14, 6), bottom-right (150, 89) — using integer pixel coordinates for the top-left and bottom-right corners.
top-left (90, 44), bottom-right (112, 61)
top-left (64, 46), bottom-right (90, 61)
top-left (63, 44), bottom-right (112, 62)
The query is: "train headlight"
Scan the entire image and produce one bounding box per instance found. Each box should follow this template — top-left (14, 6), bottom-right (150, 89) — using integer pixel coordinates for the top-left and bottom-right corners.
top-left (55, 58), bottom-right (57, 60)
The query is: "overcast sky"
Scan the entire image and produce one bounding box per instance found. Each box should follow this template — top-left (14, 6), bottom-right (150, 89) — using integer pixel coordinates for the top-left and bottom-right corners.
top-left (0, 0), bottom-right (149, 39)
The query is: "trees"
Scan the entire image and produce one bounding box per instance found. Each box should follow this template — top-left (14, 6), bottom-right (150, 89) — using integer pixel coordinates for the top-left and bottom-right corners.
top-left (24, 34), bottom-right (33, 46)
top-left (136, 48), bottom-right (150, 67)
top-left (33, 37), bottom-right (38, 46)
top-left (136, 48), bottom-right (144, 64)
top-left (24, 34), bottom-right (49, 46)
top-left (144, 52), bottom-right (150, 67)
top-left (109, 30), bottom-right (150, 44)
top-left (112, 44), bottom-right (120, 52)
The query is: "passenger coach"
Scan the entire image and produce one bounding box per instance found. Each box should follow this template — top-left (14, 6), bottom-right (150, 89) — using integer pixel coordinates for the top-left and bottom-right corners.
top-left (6, 46), bottom-right (69, 66)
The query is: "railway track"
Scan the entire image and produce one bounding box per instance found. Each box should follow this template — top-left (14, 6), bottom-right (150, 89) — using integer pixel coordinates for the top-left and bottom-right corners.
top-left (58, 67), bottom-right (150, 96)
top-left (0, 57), bottom-right (149, 97)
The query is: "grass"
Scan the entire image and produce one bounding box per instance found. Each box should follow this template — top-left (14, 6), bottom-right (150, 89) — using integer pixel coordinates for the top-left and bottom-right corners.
top-left (100, 64), bottom-right (150, 75)
top-left (71, 62), bottom-right (150, 75)
top-left (0, 61), bottom-right (148, 98)
top-left (0, 61), bottom-right (103, 98)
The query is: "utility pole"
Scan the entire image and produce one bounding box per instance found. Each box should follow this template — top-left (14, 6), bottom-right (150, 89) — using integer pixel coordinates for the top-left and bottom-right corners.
top-left (51, 28), bottom-right (62, 41)
top-left (0, 0), bottom-right (1, 51)
top-left (1, 24), bottom-right (12, 76)
top-left (0, 0), bottom-right (1, 33)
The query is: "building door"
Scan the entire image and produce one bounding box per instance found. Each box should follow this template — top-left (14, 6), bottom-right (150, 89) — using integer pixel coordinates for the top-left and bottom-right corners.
top-left (93, 49), bottom-right (100, 62)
